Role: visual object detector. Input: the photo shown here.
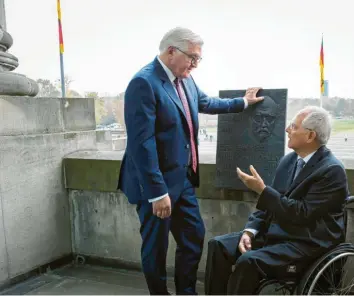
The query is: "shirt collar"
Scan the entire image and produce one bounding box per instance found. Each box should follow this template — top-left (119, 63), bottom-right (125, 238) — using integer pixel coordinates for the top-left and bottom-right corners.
top-left (298, 150), bottom-right (317, 164)
top-left (157, 55), bottom-right (176, 84)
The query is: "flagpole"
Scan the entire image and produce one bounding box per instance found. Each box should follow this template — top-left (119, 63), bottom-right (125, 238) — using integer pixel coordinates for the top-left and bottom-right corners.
top-left (59, 46), bottom-right (65, 98)
top-left (319, 33), bottom-right (324, 108)
top-left (57, 0), bottom-right (66, 98)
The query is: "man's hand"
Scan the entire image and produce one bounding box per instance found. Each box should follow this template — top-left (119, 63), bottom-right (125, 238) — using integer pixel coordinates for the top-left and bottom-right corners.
top-left (152, 195), bottom-right (171, 219)
top-left (237, 165), bottom-right (266, 195)
top-left (244, 87), bottom-right (264, 105)
top-left (238, 231), bottom-right (253, 254)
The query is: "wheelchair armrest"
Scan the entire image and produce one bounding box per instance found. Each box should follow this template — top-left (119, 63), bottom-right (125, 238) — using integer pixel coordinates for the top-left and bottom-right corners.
top-left (345, 196), bottom-right (354, 209)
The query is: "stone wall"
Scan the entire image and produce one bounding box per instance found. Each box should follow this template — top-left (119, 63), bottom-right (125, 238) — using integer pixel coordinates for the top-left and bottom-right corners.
top-left (0, 96), bottom-right (98, 285)
top-left (64, 150), bottom-right (354, 275)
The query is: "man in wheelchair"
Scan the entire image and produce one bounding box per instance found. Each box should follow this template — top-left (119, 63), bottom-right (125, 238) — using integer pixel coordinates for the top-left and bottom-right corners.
top-left (205, 106), bottom-right (350, 295)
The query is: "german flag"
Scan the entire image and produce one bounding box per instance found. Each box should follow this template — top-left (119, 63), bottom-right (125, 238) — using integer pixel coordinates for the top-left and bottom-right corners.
top-left (320, 35), bottom-right (324, 96)
top-left (57, 0), bottom-right (66, 98)
top-left (57, 0), bottom-right (64, 53)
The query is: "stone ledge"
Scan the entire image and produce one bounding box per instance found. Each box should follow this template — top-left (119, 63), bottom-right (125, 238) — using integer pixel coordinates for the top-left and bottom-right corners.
top-left (0, 97), bottom-right (95, 136)
top-left (63, 151), bottom-right (123, 193)
top-left (63, 150), bottom-right (354, 200)
top-left (63, 150), bottom-right (255, 201)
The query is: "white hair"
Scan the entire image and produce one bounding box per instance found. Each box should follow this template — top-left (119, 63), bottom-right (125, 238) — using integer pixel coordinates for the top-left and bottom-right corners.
top-left (300, 106), bottom-right (332, 145)
top-left (159, 27), bottom-right (204, 53)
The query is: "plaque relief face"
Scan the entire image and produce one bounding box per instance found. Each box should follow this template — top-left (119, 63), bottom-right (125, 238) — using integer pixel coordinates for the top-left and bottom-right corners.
top-left (215, 89), bottom-right (288, 190)
top-left (251, 96), bottom-right (278, 143)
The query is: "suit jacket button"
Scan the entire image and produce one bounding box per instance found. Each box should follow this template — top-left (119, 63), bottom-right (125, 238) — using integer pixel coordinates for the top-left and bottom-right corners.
top-left (185, 144), bottom-right (190, 149)
top-left (140, 184), bottom-right (144, 193)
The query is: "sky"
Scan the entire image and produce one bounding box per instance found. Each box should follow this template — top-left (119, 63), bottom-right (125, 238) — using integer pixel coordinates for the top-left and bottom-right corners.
top-left (4, 0), bottom-right (354, 98)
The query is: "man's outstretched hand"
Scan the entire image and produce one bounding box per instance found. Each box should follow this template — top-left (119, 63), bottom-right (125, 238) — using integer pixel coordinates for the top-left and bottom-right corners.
top-left (238, 231), bottom-right (253, 254)
top-left (237, 165), bottom-right (266, 195)
top-left (244, 87), bottom-right (264, 105)
top-left (152, 195), bottom-right (171, 219)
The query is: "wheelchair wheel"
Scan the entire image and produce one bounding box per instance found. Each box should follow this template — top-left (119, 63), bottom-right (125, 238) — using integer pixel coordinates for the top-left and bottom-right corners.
top-left (297, 250), bottom-right (354, 295)
top-left (256, 279), bottom-right (295, 295)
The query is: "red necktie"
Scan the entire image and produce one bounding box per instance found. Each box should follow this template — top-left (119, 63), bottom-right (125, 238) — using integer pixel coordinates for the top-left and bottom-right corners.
top-left (174, 78), bottom-right (197, 172)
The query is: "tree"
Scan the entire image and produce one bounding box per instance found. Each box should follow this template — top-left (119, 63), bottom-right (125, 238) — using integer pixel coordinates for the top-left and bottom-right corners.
top-left (84, 92), bottom-right (106, 125)
top-left (334, 98), bottom-right (346, 117)
top-left (85, 92), bottom-right (99, 98)
top-left (36, 79), bottom-right (61, 97)
top-left (55, 75), bottom-right (82, 97)
top-left (94, 98), bottom-right (107, 125)
top-left (112, 92), bottom-right (126, 130)
top-left (68, 89), bottom-right (82, 97)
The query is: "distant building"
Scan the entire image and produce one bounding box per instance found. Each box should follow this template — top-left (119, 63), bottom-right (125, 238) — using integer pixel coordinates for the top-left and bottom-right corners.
top-left (323, 80), bottom-right (329, 97)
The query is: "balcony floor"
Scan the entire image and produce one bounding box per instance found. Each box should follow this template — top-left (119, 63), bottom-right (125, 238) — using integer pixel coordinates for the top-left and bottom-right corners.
top-left (1, 264), bottom-right (204, 295)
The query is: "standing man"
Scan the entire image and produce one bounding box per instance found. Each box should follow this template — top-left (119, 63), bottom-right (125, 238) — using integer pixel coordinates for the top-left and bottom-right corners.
top-left (118, 27), bottom-right (263, 295)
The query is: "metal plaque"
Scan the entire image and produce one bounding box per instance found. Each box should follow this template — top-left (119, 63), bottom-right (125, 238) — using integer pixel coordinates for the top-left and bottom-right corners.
top-left (215, 89), bottom-right (288, 190)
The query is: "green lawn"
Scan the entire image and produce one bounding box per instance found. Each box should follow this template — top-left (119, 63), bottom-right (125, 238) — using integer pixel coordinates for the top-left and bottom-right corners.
top-left (332, 119), bottom-right (354, 133)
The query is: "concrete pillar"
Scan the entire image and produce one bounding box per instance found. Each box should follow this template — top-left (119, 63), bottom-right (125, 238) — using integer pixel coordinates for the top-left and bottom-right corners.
top-left (0, 0), bottom-right (38, 96)
top-left (0, 0), bottom-right (6, 30)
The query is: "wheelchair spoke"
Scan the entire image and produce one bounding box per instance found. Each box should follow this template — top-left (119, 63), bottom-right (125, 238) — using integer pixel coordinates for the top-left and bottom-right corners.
top-left (307, 252), bottom-right (354, 295)
top-left (257, 247), bottom-right (354, 295)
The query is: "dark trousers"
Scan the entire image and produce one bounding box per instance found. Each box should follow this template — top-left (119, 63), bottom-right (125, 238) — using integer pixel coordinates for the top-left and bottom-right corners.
top-left (137, 178), bottom-right (205, 295)
top-left (204, 231), bottom-right (313, 295)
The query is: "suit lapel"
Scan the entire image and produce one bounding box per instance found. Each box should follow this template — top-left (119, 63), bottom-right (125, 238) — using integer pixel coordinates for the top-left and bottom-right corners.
top-left (154, 58), bottom-right (198, 131)
top-left (162, 80), bottom-right (187, 120)
top-left (285, 146), bottom-right (327, 195)
top-left (154, 58), bottom-right (188, 121)
top-left (285, 156), bottom-right (298, 191)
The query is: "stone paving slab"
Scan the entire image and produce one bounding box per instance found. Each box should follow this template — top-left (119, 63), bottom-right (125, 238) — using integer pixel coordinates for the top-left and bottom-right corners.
top-left (1, 264), bottom-right (204, 295)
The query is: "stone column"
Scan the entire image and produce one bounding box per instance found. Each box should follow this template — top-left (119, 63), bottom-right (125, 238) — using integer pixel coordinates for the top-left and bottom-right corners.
top-left (0, 0), bottom-right (6, 30)
top-left (0, 0), bottom-right (38, 96)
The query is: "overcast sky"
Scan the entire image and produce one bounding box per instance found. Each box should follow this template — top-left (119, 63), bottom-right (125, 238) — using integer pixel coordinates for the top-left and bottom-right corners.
top-left (5, 0), bottom-right (354, 98)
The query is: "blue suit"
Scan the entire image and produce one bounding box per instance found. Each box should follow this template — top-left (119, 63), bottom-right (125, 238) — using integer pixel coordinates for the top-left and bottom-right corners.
top-left (118, 57), bottom-right (245, 294)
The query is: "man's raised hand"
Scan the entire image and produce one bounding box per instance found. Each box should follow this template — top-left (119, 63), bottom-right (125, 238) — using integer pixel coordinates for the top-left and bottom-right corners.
top-left (244, 87), bottom-right (264, 105)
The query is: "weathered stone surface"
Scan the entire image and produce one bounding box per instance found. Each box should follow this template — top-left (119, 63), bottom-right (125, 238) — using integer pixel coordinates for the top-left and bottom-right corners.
top-left (96, 130), bottom-right (113, 151)
top-left (66, 161), bottom-right (354, 275)
top-left (0, 131), bottom-right (96, 278)
top-left (0, 0), bottom-right (6, 30)
top-left (0, 95), bottom-right (98, 284)
top-left (62, 98), bottom-right (96, 132)
top-left (69, 189), bottom-right (256, 273)
top-left (0, 73), bottom-right (38, 96)
top-left (63, 151), bottom-right (257, 200)
top-left (0, 97), bottom-right (96, 136)
top-left (215, 89), bottom-right (288, 190)
top-left (64, 151), bottom-right (122, 192)
top-left (0, 50), bottom-right (18, 71)
top-left (0, 197), bottom-right (8, 283)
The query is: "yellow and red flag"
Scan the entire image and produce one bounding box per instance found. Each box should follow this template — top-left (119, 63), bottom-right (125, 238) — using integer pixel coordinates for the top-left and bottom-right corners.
top-left (56, 0), bottom-right (66, 97)
top-left (319, 36), bottom-right (324, 96)
top-left (57, 0), bottom-right (64, 53)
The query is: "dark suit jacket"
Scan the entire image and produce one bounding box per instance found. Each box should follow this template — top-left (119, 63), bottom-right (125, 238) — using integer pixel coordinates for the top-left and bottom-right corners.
top-left (118, 58), bottom-right (245, 204)
top-left (245, 145), bottom-right (349, 254)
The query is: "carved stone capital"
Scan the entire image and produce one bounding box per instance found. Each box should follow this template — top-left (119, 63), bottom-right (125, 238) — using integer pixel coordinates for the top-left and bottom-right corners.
top-left (0, 20), bottom-right (38, 96)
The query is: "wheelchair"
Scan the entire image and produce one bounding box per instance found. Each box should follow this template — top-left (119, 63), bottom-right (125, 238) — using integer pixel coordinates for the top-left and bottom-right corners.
top-left (255, 196), bottom-right (354, 295)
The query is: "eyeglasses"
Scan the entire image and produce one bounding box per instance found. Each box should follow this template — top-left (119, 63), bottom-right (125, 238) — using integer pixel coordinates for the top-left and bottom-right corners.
top-left (287, 122), bottom-right (313, 132)
top-left (174, 47), bottom-right (202, 65)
